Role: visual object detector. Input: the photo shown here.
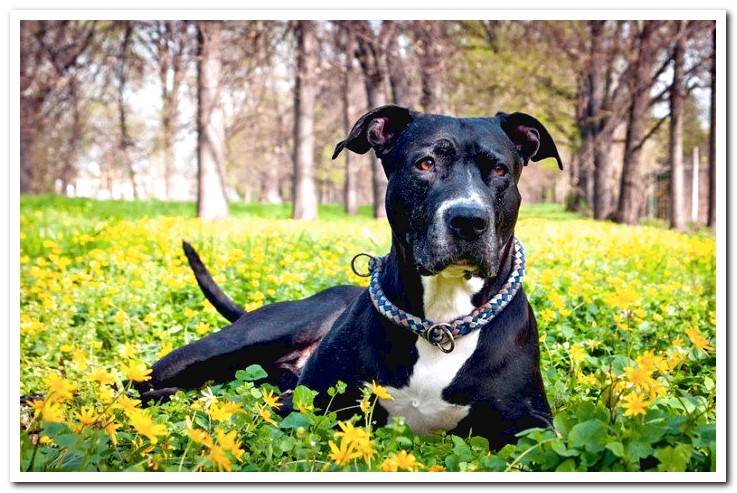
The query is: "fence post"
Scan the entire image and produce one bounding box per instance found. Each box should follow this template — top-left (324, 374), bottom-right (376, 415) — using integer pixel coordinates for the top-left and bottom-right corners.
top-left (692, 147), bottom-right (700, 223)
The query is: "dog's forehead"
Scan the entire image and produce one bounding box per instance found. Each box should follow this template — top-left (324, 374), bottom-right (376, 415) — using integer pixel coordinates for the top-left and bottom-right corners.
top-left (402, 114), bottom-right (513, 155)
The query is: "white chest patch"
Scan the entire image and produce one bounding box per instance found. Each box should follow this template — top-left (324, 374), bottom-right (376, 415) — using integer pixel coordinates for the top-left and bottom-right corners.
top-left (378, 270), bottom-right (484, 435)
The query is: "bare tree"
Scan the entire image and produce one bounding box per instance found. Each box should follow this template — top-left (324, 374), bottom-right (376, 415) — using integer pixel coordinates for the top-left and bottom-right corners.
top-left (20, 21), bottom-right (96, 194)
top-left (385, 22), bottom-right (410, 106)
top-left (544, 20), bottom-right (631, 218)
top-left (412, 20), bottom-right (448, 113)
top-left (350, 20), bottom-right (394, 218)
top-left (707, 23), bottom-right (716, 230)
top-left (668, 21), bottom-right (688, 230)
top-left (291, 20), bottom-right (319, 220)
top-left (336, 25), bottom-right (358, 215)
top-left (615, 21), bottom-right (667, 225)
top-left (196, 21), bottom-right (229, 220)
top-left (141, 21), bottom-right (186, 200)
top-left (114, 22), bottom-right (141, 199)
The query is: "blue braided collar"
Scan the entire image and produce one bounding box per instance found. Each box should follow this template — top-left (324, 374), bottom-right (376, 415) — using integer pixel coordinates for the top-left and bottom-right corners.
top-left (361, 238), bottom-right (526, 353)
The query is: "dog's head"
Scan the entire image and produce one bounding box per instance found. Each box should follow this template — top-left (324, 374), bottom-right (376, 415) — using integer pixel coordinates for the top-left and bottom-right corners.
top-left (333, 105), bottom-right (562, 279)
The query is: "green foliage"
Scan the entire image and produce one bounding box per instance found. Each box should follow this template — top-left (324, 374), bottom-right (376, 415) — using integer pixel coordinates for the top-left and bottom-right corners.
top-left (19, 197), bottom-right (716, 472)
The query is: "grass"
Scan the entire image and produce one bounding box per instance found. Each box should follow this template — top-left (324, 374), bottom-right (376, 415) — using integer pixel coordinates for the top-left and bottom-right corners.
top-left (19, 195), bottom-right (717, 473)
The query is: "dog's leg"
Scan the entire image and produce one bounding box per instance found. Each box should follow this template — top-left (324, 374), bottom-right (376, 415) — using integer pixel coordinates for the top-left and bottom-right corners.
top-left (137, 285), bottom-right (364, 404)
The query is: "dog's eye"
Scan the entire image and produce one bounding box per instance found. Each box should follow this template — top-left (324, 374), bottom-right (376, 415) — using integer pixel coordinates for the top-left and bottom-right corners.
top-left (415, 157), bottom-right (435, 172)
top-left (494, 165), bottom-right (507, 177)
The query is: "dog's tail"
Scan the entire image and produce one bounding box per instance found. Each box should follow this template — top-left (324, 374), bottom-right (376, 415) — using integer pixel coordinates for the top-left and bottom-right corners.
top-left (181, 241), bottom-right (246, 323)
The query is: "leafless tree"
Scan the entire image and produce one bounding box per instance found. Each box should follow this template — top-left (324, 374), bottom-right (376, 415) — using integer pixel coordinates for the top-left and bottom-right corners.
top-left (412, 20), bottom-right (449, 114)
top-left (291, 20), bottom-right (319, 220)
top-left (140, 21), bottom-right (187, 200)
top-left (20, 20), bottom-right (96, 193)
top-left (708, 24), bottom-right (716, 230)
top-left (196, 21), bottom-right (229, 220)
top-left (668, 21), bottom-right (688, 230)
top-left (615, 21), bottom-right (669, 225)
top-left (348, 20), bottom-right (395, 218)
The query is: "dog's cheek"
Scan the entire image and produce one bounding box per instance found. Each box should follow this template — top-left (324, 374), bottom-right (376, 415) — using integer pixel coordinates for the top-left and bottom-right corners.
top-left (496, 186), bottom-right (521, 239)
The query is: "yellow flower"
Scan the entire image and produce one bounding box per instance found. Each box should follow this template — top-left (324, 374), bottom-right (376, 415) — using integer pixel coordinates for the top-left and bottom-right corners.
top-left (207, 401), bottom-right (242, 422)
top-left (114, 395), bottom-right (141, 415)
top-left (38, 436), bottom-right (53, 445)
top-left (104, 420), bottom-right (121, 446)
top-left (646, 379), bottom-right (667, 400)
top-left (261, 388), bottom-right (280, 409)
top-left (620, 392), bottom-right (650, 417)
top-left (369, 380), bottom-right (394, 400)
top-left (216, 428), bottom-right (244, 460)
top-left (380, 450), bottom-right (422, 471)
top-left (539, 308), bottom-right (555, 323)
top-left (157, 342), bottom-right (173, 359)
top-left (44, 372), bottom-right (77, 402)
top-left (569, 343), bottom-right (586, 365)
top-left (195, 322), bottom-right (210, 336)
top-left (328, 438), bottom-right (361, 466)
top-left (207, 445), bottom-right (232, 471)
top-left (257, 404), bottom-right (277, 426)
top-left (186, 428), bottom-right (214, 448)
top-left (685, 326), bottom-right (713, 352)
top-left (121, 360), bottom-right (152, 382)
top-left (667, 351), bottom-right (684, 371)
top-left (548, 292), bottom-right (565, 311)
top-left (33, 399), bottom-right (65, 423)
top-left (576, 372), bottom-right (597, 386)
top-left (114, 310), bottom-right (128, 325)
top-left (359, 397), bottom-right (371, 414)
top-left (624, 365), bottom-right (654, 389)
top-left (334, 421), bottom-right (364, 441)
top-left (118, 343), bottom-right (138, 360)
top-left (427, 464), bottom-right (446, 472)
top-left (75, 406), bottom-right (98, 427)
top-left (604, 286), bottom-right (639, 311)
top-left (126, 409), bottom-right (167, 445)
top-left (89, 368), bottom-right (116, 386)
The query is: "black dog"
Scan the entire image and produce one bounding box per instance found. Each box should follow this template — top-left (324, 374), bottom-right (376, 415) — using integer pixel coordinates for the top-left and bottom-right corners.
top-left (138, 105), bottom-right (561, 449)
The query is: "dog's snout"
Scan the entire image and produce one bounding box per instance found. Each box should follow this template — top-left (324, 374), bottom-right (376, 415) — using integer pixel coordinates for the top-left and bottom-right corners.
top-left (446, 205), bottom-right (489, 241)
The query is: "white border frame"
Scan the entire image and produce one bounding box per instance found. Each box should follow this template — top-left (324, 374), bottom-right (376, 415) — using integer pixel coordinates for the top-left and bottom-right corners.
top-left (7, 9), bottom-right (727, 484)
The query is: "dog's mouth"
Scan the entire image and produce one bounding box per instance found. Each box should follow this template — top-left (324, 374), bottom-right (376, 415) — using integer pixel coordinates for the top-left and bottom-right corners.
top-left (414, 255), bottom-right (496, 279)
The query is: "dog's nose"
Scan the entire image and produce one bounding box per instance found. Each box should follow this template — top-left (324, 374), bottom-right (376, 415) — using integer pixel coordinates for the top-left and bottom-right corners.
top-left (446, 205), bottom-right (489, 241)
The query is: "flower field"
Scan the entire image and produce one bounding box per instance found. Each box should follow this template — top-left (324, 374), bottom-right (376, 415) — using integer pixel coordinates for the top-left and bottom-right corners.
top-left (19, 195), bottom-right (717, 473)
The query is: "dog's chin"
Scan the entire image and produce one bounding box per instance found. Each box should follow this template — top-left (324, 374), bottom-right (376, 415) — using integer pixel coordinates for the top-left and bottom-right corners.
top-left (414, 256), bottom-right (498, 279)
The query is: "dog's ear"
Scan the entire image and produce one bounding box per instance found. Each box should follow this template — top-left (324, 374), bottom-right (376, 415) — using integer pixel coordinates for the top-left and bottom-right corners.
top-left (495, 112), bottom-right (563, 170)
top-left (332, 105), bottom-right (415, 160)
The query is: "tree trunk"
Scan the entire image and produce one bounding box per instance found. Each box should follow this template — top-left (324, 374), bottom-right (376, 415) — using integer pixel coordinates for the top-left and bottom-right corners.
top-left (707, 24), bottom-right (716, 230)
top-left (60, 78), bottom-right (82, 195)
top-left (20, 96), bottom-right (40, 194)
top-left (365, 83), bottom-right (388, 219)
top-left (669, 21), bottom-right (687, 231)
top-left (158, 21), bottom-right (183, 201)
top-left (616, 22), bottom-right (660, 225)
top-left (291, 20), bottom-right (319, 220)
top-left (116, 22), bottom-right (139, 200)
top-left (352, 20), bottom-right (391, 218)
top-left (385, 24), bottom-right (409, 106)
top-left (415, 21), bottom-right (446, 114)
top-left (341, 28), bottom-right (358, 215)
top-left (588, 21), bottom-right (611, 220)
top-left (196, 21), bottom-right (229, 220)
top-left (260, 165), bottom-right (282, 204)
